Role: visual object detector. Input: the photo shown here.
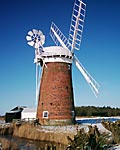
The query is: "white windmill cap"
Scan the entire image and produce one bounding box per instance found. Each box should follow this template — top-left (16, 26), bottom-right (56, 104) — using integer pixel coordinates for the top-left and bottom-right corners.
top-left (37, 46), bottom-right (73, 64)
top-left (42, 46), bottom-right (72, 57)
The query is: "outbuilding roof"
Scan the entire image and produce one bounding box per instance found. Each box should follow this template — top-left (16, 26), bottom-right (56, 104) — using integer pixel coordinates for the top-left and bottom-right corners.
top-left (22, 107), bottom-right (36, 113)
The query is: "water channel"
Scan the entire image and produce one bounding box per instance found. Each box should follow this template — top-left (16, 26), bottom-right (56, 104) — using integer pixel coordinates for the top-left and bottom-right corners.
top-left (0, 136), bottom-right (67, 150)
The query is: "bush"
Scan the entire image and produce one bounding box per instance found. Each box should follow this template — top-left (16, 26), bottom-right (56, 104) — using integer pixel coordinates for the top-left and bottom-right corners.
top-left (67, 125), bottom-right (112, 150)
top-left (102, 120), bottom-right (120, 144)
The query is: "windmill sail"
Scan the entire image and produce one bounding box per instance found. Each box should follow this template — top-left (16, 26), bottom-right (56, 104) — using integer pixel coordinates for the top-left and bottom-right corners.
top-left (36, 64), bottom-right (43, 106)
top-left (68, 0), bottom-right (86, 52)
top-left (50, 22), bottom-right (70, 50)
top-left (73, 55), bottom-right (100, 97)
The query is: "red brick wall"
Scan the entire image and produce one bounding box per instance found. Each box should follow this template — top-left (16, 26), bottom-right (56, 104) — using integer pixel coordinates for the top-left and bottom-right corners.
top-left (37, 62), bottom-right (75, 125)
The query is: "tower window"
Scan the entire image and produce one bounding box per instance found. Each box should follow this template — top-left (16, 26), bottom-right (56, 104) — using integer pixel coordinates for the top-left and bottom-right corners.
top-left (72, 111), bottom-right (75, 118)
top-left (43, 111), bottom-right (49, 118)
top-left (68, 64), bottom-right (71, 70)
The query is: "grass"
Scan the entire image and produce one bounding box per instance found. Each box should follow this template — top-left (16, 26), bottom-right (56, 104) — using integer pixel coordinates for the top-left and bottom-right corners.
top-left (0, 122), bottom-right (74, 145)
top-left (0, 124), bottom-right (14, 135)
top-left (13, 123), bottom-right (74, 145)
top-left (0, 137), bottom-right (18, 150)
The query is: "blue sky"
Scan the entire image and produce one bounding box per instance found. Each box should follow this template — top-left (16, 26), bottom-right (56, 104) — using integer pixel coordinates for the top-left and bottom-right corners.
top-left (0, 0), bottom-right (120, 115)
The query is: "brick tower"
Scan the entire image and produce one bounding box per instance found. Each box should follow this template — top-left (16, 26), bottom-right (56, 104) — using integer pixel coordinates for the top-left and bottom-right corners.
top-left (36, 46), bottom-right (75, 125)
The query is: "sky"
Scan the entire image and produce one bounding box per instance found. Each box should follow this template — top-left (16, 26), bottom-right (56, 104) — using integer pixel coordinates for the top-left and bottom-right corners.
top-left (0, 0), bottom-right (120, 115)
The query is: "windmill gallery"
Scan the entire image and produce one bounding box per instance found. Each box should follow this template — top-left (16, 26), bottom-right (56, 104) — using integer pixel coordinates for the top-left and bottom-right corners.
top-left (26, 0), bottom-right (99, 125)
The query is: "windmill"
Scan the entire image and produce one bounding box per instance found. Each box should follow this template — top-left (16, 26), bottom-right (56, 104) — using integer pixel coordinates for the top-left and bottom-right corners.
top-left (26, 0), bottom-right (99, 125)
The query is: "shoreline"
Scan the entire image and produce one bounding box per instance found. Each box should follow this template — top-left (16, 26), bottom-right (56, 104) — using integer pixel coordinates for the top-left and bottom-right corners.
top-left (0, 120), bottom-right (120, 149)
top-left (0, 117), bottom-right (120, 147)
top-left (76, 116), bottom-right (120, 120)
top-left (0, 121), bottom-right (111, 145)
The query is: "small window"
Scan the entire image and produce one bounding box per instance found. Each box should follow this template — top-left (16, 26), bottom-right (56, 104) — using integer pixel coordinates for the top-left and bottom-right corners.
top-left (68, 64), bottom-right (71, 70)
top-left (72, 111), bottom-right (75, 118)
top-left (43, 111), bottom-right (49, 118)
